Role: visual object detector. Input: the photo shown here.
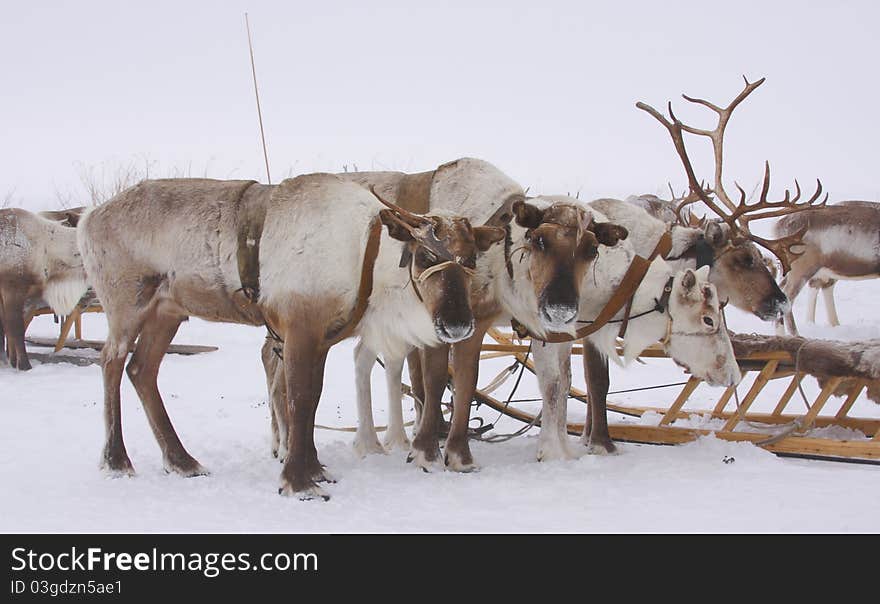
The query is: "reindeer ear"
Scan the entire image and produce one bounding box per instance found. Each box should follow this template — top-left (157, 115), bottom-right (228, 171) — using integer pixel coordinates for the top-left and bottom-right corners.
top-left (681, 269), bottom-right (697, 291)
top-left (592, 222), bottom-right (628, 246)
top-left (704, 221), bottom-right (728, 248)
top-left (695, 265), bottom-right (711, 281)
top-left (579, 231), bottom-right (600, 259)
top-left (379, 209), bottom-right (414, 242)
top-left (473, 226), bottom-right (506, 252)
top-left (513, 201), bottom-right (544, 229)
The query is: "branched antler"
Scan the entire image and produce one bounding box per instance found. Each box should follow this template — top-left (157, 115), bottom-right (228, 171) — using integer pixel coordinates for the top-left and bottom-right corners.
top-left (369, 185), bottom-right (455, 261)
top-left (636, 76), bottom-right (827, 274)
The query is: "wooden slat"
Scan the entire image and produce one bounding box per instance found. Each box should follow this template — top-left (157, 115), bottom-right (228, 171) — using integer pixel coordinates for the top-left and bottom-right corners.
top-left (799, 376), bottom-right (845, 432)
top-left (772, 372), bottom-right (804, 416)
top-left (27, 337), bottom-right (218, 356)
top-left (711, 385), bottom-right (737, 418)
top-left (722, 360), bottom-right (779, 432)
top-left (660, 377), bottom-right (701, 426)
top-left (607, 424), bottom-right (880, 461)
top-left (836, 379), bottom-right (866, 420)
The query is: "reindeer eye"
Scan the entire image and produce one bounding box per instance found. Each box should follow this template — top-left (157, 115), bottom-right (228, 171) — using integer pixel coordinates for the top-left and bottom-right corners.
top-left (703, 316), bottom-right (715, 328)
top-left (422, 249), bottom-right (438, 263)
top-left (533, 235), bottom-right (546, 251)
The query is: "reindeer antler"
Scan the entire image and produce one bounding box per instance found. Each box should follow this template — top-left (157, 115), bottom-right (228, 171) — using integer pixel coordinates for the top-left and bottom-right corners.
top-left (369, 185), bottom-right (455, 262)
top-left (636, 76), bottom-right (827, 274)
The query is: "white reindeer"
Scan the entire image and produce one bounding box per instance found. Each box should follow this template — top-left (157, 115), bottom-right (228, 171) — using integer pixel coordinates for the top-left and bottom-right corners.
top-left (0, 208), bottom-right (88, 369)
top-left (77, 174), bottom-right (504, 500)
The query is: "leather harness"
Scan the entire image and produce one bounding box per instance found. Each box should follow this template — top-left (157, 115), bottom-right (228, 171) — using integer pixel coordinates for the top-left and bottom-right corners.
top-left (511, 230), bottom-right (674, 344)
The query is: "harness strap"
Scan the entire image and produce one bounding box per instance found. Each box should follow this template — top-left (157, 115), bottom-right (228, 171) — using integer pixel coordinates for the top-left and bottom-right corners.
top-left (323, 216), bottom-right (384, 347)
top-left (263, 216), bottom-right (384, 353)
top-left (512, 231), bottom-right (673, 343)
top-left (235, 182), bottom-right (265, 302)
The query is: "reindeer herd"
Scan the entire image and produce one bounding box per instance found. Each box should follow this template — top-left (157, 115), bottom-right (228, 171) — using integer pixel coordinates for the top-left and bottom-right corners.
top-left (2, 78), bottom-right (877, 500)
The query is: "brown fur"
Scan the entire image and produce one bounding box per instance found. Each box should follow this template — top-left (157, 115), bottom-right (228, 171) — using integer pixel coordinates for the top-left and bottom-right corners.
top-left (774, 200), bottom-right (880, 334)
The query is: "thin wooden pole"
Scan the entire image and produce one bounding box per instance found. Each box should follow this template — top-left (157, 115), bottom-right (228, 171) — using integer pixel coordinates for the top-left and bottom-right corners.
top-left (245, 13), bottom-right (272, 185)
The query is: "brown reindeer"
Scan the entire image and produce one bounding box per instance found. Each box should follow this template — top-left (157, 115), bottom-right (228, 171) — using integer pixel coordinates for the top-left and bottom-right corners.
top-left (774, 200), bottom-right (880, 335)
top-left (0, 208), bottom-right (89, 369)
top-left (606, 193), bottom-right (791, 321)
top-left (78, 174), bottom-right (506, 499)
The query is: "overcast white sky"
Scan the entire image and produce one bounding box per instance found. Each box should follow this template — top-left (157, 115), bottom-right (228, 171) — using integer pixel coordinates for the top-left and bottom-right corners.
top-left (2, 1), bottom-right (877, 210)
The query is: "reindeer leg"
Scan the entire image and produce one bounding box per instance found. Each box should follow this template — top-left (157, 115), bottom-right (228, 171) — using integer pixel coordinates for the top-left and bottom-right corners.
top-left (534, 340), bottom-right (576, 461)
top-left (0, 289), bottom-right (7, 366)
top-left (806, 285), bottom-right (819, 324)
top-left (582, 339), bottom-right (616, 455)
top-left (99, 311), bottom-right (140, 476)
top-left (408, 345), bottom-right (448, 472)
top-left (279, 329), bottom-right (330, 500)
top-left (2, 291), bottom-right (30, 370)
top-left (823, 281), bottom-right (840, 326)
top-left (126, 310), bottom-right (207, 476)
top-left (260, 337), bottom-right (286, 460)
top-left (406, 348), bottom-right (425, 434)
top-left (352, 340), bottom-right (385, 457)
top-left (382, 352), bottom-right (410, 452)
top-left (779, 256), bottom-right (820, 336)
top-left (445, 321), bottom-right (491, 472)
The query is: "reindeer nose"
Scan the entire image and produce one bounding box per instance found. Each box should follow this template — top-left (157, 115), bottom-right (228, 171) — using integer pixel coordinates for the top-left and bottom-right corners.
top-left (540, 303), bottom-right (578, 329)
top-left (435, 319), bottom-right (475, 343)
top-left (758, 292), bottom-right (790, 320)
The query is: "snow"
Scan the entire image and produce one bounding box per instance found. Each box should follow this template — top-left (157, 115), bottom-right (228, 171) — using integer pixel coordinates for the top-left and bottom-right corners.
top-left (2, 276), bottom-right (879, 534)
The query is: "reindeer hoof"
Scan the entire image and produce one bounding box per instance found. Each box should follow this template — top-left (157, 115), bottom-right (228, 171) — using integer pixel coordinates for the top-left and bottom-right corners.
top-left (315, 468), bottom-right (337, 484)
top-left (382, 432), bottom-right (411, 452)
top-left (584, 439), bottom-right (618, 456)
top-left (407, 448), bottom-right (444, 473)
top-left (537, 444), bottom-right (577, 462)
top-left (352, 436), bottom-right (387, 458)
top-left (100, 447), bottom-right (135, 477)
top-left (278, 481), bottom-right (330, 501)
top-left (163, 453), bottom-right (209, 477)
top-left (445, 453), bottom-right (480, 473)
top-left (101, 461), bottom-right (136, 478)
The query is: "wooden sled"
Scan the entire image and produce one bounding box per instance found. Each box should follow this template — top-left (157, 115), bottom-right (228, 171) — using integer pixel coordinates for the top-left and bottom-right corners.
top-left (473, 328), bottom-right (880, 464)
top-left (23, 295), bottom-right (218, 360)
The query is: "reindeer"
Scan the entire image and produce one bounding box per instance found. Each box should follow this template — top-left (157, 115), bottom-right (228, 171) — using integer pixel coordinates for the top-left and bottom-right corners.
top-left (620, 193), bottom-right (789, 321)
top-left (773, 200), bottom-right (880, 335)
top-left (77, 174), bottom-right (506, 500)
top-left (38, 207), bottom-right (85, 228)
top-left (262, 159), bottom-right (625, 470)
top-left (270, 159), bottom-right (739, 469)
top-left (0, 208), bottom-right (89, 369)
top-left (537, 76), bottom-right (825, 459)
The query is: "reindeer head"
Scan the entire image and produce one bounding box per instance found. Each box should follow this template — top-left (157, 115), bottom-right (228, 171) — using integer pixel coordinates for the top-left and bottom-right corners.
top-left (374, 188), bottom-right (505, 343)
top-left (664, 266), bottom-right (741, 387)
top-left (680, 219), bottom-right (788, 321)
top-left (513, 200), bottom-right (627, 331)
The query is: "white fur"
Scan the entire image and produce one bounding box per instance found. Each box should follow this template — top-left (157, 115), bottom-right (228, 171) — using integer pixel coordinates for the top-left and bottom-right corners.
top-left (528, 197), bottom-right (741, 461)
top-left (808, 225), bottom-right (880, 263)
top-left (1, 209), bottom-right (88, 315)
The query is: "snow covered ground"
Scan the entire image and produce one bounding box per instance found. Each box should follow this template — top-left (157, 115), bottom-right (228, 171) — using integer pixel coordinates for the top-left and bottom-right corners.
top-left (2, 272), bottom-right (879, 534)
